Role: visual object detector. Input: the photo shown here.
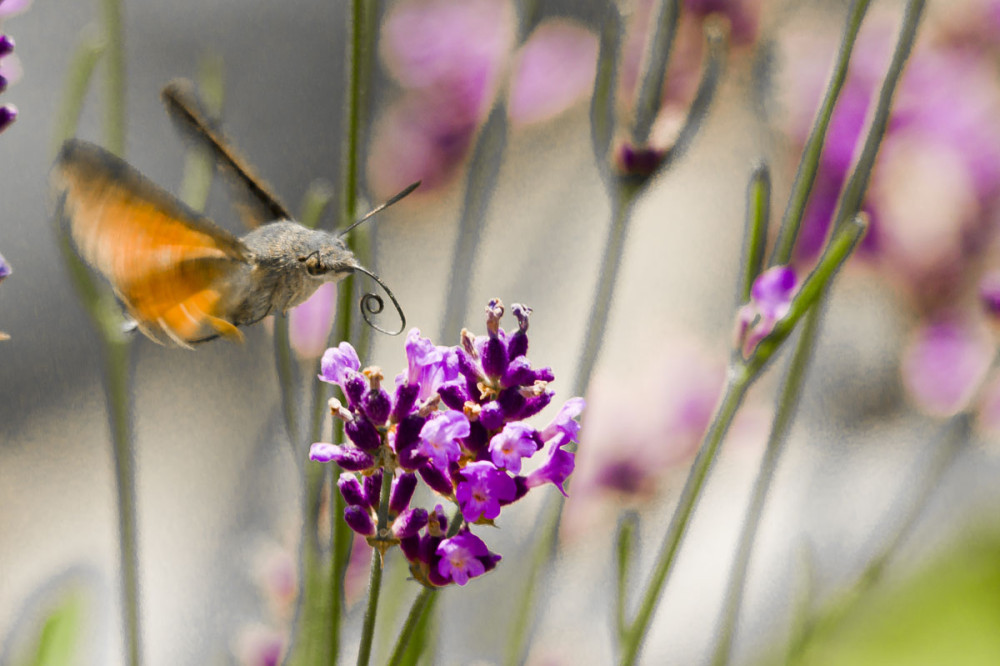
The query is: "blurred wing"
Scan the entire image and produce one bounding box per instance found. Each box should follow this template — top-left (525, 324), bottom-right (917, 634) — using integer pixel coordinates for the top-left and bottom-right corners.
top-left (161, 78), bottom-right (294, 228)
top-left (53, 139), bottom-right (251, 347)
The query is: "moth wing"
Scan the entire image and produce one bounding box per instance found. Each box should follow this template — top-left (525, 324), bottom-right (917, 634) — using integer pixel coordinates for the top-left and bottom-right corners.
top-left (53, 139), bottom-right (252, 346)
top-left (162, 79), bottom-right (294, 229)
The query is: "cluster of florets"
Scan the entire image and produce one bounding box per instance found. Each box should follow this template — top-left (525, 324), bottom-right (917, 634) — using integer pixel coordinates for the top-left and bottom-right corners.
top-left (310, 299), bottom-right (583, 587)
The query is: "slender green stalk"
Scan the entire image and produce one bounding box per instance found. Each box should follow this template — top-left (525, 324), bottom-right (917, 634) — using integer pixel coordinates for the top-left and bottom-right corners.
top-left (51, 27), bottom-right (105, 155)
top-left (619, 365), bottom-right (751, 666)
top-left (437, 104), bottom-right (508, 342)
top-left (99, 0), bottom-right (125, 156)
top-left (631, 0), bottom-right (680, 146)
top-left (103, 334), bottom-right (140, 666)
top-left (272, 317), bottom-right (301, 451)
top-left (615, 512), bottom-right (639, 644)
top-left (620, 216), bottom-right (865, 665)
top-left (339, 0), bottom-right (365, 230)
top-left (572, 189), bottom-right (636, 396)
top-left (387, 588), bottom-right (437, 666)
top-left (710, 304), bottom-right (823, 666)
top-left (357, 468), bottom-right (394, 666)
top-left (178, 56), bottom-right (224, 211)
top-left (770, 0), bottom-right (871, 265)
top-left (504, 501), bottom-right (558, 666)
top-left (737, 164), bottom-right (771, 305)
top-left (590, 4), bottom-right (623, 176)
top-left (828, 0), bottom-right (926, 234)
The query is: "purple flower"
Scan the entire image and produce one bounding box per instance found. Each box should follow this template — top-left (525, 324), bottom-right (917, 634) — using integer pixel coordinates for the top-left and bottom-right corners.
top-left (902, 318), bottom-right (993, 417)
top-left (344, 505), bottom-right (376, 536)
top-left (389, 472), bottom-right (418, 514)
top-left (488, 423), bottom-right (539, 473)
top-left (980, 270), bottom-right (1000, 316)
top-left (319, 342), bottom-right (361, 386)
top-left (400, 328), bottom-right (460, 401)
top-left (308, 443), bottom-right (374, 471)
top-left (0, 251), bottom-right (10, 283)
top-left (524, 432), bottom-right (575, 497)
top-left (417, 410), bottom-right (469, 470)
top-left (392, 507), bottom-right (429, 539)
top-left (456, 461), bottom-right (516, 522)
top-left (540, 396), bottom-right (585, 443)
top-left (337, 473), bottom-right (367, 507)
top-left (735, 266), bottom-right (798, 358)
top-left (435, 531), bottom-right (498, 586)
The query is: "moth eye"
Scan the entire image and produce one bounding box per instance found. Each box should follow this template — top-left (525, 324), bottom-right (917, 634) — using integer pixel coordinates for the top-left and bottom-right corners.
top-left (298, 254), bottom-right (327, 276)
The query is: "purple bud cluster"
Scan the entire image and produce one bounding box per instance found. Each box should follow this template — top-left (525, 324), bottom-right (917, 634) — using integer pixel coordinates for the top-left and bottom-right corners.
top-left (310, 299), bottom-right (583, 587)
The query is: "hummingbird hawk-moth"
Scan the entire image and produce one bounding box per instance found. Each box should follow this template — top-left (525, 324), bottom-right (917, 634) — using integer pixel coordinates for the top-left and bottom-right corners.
top-left (52, 79), bottom-right (413, 348)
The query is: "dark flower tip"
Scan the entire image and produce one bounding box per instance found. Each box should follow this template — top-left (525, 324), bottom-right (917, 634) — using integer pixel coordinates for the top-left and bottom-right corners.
top-left (0, 75), bottom-right (8, 94)
top-left (615, 142), bottom-right (666, 177)
top-left (0, 35), bottom-right (14, 58)
top-left (0, 105), bottom-right (17, 133)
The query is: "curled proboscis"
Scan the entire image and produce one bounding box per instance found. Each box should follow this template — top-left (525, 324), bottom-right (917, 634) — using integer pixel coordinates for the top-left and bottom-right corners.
top-left (349, 265), bottom-right (406, 335)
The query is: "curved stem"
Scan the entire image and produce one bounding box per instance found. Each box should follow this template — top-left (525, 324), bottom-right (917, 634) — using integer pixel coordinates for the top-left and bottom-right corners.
top-left (100, 0), bottom-right (125, 156)
top-left (387, 588), bottom-right (437, 666)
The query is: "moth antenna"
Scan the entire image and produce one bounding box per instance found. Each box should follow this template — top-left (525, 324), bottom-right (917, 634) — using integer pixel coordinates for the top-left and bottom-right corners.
top-left (348, 264), bottom-right (406, 336)
top-left (338, 181), bottom-right (421, 238)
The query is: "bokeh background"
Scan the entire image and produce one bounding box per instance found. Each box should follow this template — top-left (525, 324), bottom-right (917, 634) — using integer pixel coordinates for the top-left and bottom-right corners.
top-left (4, 0), bottom-right (1000, 664)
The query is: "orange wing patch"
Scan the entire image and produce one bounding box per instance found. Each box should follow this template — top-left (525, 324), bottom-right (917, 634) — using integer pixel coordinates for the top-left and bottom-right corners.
top-left (53, 139), bottom-right (251, 346)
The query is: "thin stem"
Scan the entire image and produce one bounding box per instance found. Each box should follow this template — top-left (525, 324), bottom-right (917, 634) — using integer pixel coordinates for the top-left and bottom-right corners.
top-left (272, 316), bottom-right (301, 452)
top-left (710, 304), bottom-right (823, 666)
top-left (573, 188), bottom-right (635, 397)
top-left (829, 0), bottom-right (926, 234)
top-left (51, 26), bottom-right (105, 155)
top-left (103, 334), bottom-right (140, 666)
top-left (619, 364), bottom-right (752, 666)
top-left (357, 468), bottom-right (394, 666)
top-left (387, 588), bottom-right (437, 666)
top-left (99, 0), bottom-right (125, 156)
top-left (438, 103), bottom-right (508, 342)
top-left (770, 0), bottom-right (871, 265)
top-left (631, 0), bottom-right (680, 146)
top-left (590, 3), bottom-right (623, 176)
top-left (339, 0), bottom-right (364, 230)
top-left (737, 164), bottom-right (771, 305)
top-left (178, 55), bottom-right (224, 212)
top-left (504, 502), bottom-right (558, 666)
top-left (615, 512), bottom-right (639, 644)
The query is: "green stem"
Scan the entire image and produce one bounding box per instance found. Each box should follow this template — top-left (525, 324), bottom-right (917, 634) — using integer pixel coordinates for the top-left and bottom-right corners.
top-left (505, 500), bottom-right (558, 666)
top-left (590, 3), bottom-right (623, 175)
top-left (51, 27), bottom-right (105, 155)
top-left (103, 334), bottom-right (141, 666)
top-left (438, 103), bottom-right (508, 342)
top-left (357, 468), bottom-right (394, 666)
top-left (272, 316), bottom-right (301, 451)
top-left (770, 0), bottom-right (871, 265)
top-left (710, 304), bottom-right (823, 666)
top-left (99, 0), bottom-right (125, 156)
top-left (387, 588), bottom-right (437, 666)
top-left (573, 187), bottom-right (636, 396)
top-left (615, 512), bottom-right (639, 644)
top-left (339, 0), bottom-right (364, 230)
top-left (178, 55), bottom-right (224, 212)
top-left (619, 364), bottom-right (752, 666)
top-left (631, 0), bottom-right (680, 146)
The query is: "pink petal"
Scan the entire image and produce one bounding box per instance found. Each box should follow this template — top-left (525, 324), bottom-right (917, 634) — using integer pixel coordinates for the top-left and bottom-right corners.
top-left (902, 319), bottom-right (993, 417)
top-left (508, 19), bottom-right (598, 127)
top-left (288, 282), bottom-right (338, 359)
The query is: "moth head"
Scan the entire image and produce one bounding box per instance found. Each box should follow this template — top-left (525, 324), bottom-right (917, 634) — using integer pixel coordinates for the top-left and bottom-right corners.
top-left (297, 240), bottom-right (358, 280)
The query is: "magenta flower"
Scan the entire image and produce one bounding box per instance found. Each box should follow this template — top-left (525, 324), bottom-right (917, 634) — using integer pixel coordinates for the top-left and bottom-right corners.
top-left (488, 423), bottom-right (539, 473)
top-left (456, 460), bottom-right (516, 521)
top-left (0, 251), bottom-right (9, 283)
top-left (436, 531), bottom-right (498, 586)
top-left (735, 266), bottom-right (798, 358)
top-left (318, 341), bottom-right (361, 386)
top-left (418, 410), bottom-right (470, 471)
top-left (0, 0), bottom-right (30, 134)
